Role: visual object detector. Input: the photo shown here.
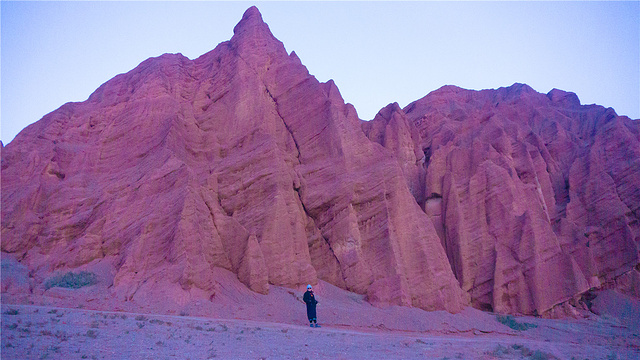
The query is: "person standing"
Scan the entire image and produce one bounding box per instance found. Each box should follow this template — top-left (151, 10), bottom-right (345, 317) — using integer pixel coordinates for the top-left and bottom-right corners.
top-left (303, 284), bottom-right (320, 327)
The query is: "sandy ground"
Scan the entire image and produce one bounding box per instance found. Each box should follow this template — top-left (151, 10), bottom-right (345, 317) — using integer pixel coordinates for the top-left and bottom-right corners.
top-left (1, 302), bottom-right (638, 360)
top-left (2, 261), bottom-right (639, 359)
top-left (2, 292), bottom-right (640, 359)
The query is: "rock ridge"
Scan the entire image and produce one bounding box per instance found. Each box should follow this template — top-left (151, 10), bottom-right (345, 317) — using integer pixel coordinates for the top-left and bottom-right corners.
top-left (391, 83), bottom-right (639, 315)
top-left (2, 7), bottom-right (638, 317)
top-left (2, 6), bottom-right (465, 313)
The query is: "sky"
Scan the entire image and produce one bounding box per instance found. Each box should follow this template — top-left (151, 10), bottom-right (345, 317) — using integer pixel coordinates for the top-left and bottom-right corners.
top-left (1, 1), bottom-right (639, 144)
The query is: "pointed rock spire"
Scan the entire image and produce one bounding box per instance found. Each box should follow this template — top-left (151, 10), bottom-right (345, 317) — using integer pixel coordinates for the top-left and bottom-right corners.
top-left (232, 6), bottom-right (273, 39)
top-left (230, 6), bottom-right (285, 64)
top-left (234, 6), bottom-right (263, 33)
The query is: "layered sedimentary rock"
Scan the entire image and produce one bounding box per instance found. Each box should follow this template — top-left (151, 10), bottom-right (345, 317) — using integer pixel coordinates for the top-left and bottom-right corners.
top-left (380, 84), bottom-right (639, 314)
top-left (3, 6), bottom-right (638, 316)
top-left (362, 103), bottom-right (426, 206)
top-left (1, 7), bottom-right (465, 312)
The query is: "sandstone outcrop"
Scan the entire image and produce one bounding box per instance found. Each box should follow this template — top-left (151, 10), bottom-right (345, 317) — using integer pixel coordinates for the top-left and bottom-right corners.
top-left (1, 7), bottom-right (465, 312)
top-left (362, 103), bottom-right (426, 206)
top-left (2, 7), bottom-right (638, 316)
top-left (396, 84), bottom-right (640, 314)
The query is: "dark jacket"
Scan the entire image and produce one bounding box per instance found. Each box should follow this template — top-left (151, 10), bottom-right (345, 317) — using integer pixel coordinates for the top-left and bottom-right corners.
top-left (303, 290), bottom-right (318, 320)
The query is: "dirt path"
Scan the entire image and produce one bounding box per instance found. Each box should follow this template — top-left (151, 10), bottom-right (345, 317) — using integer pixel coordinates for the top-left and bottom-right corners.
top-left (2, 304), bottom-right (637, 360)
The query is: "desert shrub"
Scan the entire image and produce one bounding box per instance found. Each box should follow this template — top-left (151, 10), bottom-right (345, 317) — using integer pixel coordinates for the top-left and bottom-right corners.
top-left (3, 309), bottom-right (19, 315)
top-left (496, 314), bottom-right (538, 331)
top-left (45, 271), bottom-right (97, 290)
top-left (55, 330), bottom-right (69, 342)
top-left (486, 344), bottom-right (557, 360)
top-left (45, 345), bottom-right (60, 353)
top-left (530, 350), bottom-right (554, 360)
top-left (489, 344), bottom-right (511, 357)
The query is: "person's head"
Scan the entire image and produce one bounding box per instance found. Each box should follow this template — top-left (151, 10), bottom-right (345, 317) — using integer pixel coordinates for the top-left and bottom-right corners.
top-left (307, 284), bottom-right (312, 291)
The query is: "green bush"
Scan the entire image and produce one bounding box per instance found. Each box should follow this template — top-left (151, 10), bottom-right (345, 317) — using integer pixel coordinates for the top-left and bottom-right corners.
top-left (45, 271), bottom-right (97, 290)
top-left (496, 314), bottom-right (538, 331)
top-left (3, 309), bottom-right (19, 315)
top-left (487, 344), bottom-right (557, 360)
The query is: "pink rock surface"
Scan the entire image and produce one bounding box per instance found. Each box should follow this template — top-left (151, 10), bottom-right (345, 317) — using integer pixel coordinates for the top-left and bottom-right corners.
top-left (401, 84), bottom-right (640, 315)
top-left (362, 103), bottom-right (426, 205)
top-left (1, 7), bottom-right (464, 313)
top-left (2, 7), bottom-right (638, 317)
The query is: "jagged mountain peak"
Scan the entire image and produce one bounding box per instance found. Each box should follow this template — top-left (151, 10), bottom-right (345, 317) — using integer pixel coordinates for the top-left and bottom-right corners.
top-left (1, 6), bottom-right (466, 313)
top-left (232, 6), bottom-right (280, 46)
top-left (234, 6), bottom-right (265, 32)
top-left (2, 6), bottom-right (638, 318)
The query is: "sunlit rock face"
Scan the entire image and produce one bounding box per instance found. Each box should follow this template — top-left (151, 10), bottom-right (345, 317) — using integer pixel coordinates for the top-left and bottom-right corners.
top-left (1, 7), bottom-right (466, 312)
top-left (384, 84), bottom-right (640, 315)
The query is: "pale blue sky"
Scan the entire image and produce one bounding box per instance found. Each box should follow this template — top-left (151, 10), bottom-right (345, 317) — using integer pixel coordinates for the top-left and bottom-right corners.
top-left (2, 1), bottom-right (639, 144)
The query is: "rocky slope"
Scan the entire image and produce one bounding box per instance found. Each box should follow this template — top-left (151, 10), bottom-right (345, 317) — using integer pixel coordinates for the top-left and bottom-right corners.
top-left (2, 7), bottom-right (638, 316)
top-left (1, 7), bottom-right (465, 313)
top-left (364, 84), bottom-right (640, 315)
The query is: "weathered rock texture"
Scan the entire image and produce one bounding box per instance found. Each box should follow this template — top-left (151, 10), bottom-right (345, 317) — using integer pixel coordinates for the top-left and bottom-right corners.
top-left (2, 7), bottom-right (638, 316)
top-left (1, 7), bottom-right (465, 312)
top-left (367, 84), bottom-right (639, 315)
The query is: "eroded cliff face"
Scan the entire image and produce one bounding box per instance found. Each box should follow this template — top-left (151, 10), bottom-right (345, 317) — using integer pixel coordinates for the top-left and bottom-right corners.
top-left (366, 84), bottom-right (640, 315)
top-left (1, 7), bottom-right (465, 312)
top-left (3, 7), bottom-right (638, 316)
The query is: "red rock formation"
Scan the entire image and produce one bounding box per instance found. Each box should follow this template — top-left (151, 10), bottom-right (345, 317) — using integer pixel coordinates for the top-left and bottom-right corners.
top-left (1, 7), bottom-right (465, 312)
top-left (3, 7), bottom-right (638, 316)
top-left (398, 84), bottom-right (640, 315)
top-left (362, 103), bottom-right (426, 206)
